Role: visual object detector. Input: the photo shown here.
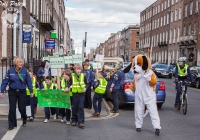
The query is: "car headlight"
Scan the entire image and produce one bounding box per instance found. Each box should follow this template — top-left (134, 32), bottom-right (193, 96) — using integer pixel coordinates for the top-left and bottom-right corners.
top-left (156, 70), bottom-right (160, 73)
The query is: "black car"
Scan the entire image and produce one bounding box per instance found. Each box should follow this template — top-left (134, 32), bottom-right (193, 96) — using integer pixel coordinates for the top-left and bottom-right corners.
top-left (152, 64), bottom-right (173, 78)
top-left (189, 67), bottom-right (200, 88)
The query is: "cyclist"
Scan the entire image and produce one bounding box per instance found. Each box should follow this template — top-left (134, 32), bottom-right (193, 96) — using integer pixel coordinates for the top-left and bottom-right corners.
top-left (174, 57), bottom-right (194, 108)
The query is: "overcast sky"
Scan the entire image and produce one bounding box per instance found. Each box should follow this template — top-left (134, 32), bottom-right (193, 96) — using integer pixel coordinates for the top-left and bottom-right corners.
top-left (64, 0), bottom-right (156, 54)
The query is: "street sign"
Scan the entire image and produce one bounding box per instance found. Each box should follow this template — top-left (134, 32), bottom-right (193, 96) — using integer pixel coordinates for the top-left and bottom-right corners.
top-left (22, 24), bottom-right (32, 43)
top-left (49, 57), bottom-right (65, 69)
top-left (45, 38), bottom-right (56, 49)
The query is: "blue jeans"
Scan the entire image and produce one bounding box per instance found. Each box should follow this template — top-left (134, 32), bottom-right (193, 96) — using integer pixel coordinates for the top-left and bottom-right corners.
top-left (44, 107), bottom-right (56, 120)
top-left (93, 93), bottom-right (103, 113)
top-left (176, 79), bottom-right (187, 103)
top-left (72, 93), bottom-right (85, 124)
top-left (26, 95), bottom-right (35, 118)
top-left (111, 90), bottom-right (119, 111)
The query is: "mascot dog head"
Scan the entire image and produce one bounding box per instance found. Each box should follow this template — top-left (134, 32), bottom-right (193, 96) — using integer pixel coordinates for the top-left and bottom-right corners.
top-left (123, 54), bottom-right (151, 73)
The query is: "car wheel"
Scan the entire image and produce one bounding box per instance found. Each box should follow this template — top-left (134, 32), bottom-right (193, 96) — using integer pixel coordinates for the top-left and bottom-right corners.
top-left (157, 103), bottom-right (163, 109)
top-left (195, 80), bottom-right (200, 89)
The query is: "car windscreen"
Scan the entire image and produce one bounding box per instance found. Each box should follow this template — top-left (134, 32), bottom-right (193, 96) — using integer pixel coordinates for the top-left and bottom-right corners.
top-left (156, 64), bottom-right (168, 69)
top-left (125, 71), bottom-right (134, 80)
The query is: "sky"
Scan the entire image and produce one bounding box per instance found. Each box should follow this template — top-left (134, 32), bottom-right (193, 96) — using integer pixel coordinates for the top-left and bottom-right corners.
top-left (64, 0), bottom-right (156, 54)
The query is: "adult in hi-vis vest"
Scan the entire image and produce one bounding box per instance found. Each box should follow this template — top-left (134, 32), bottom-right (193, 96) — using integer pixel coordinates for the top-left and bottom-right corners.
top-left (174, 57), bottom-right (194, 109)
top-left (66, 64), bottom-right (87, 129)
top-left (82, 62), bottom-right (94, 109)
top-left (92, 71), bottom-right (107, 117)
top-left (0, 57), bottom-right (33, 130)
top-left (60, 69), bottom-right (73, 125)
top-left (42, 76), bottom-right (57, 123)
top-left (26, 70), bottom-right (39, 121)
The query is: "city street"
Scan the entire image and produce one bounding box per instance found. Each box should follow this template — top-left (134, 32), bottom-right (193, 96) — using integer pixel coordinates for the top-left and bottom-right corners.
top-left (0, 78), bottom-right (200, 140)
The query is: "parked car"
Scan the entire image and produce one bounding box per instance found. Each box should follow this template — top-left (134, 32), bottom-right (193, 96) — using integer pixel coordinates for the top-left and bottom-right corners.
top-left (168, 64), bottom-right (176, 71)
top-left (152, 64), bottom-right (173, 78)
top-left (104, 70), bottom-right (166, 108)
top-left (189, 66), bottom-right (200, 88)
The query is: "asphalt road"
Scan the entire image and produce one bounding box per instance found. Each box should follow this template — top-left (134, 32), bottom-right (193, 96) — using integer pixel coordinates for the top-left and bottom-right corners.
top-left (1, 78), bottom-right (200, 140)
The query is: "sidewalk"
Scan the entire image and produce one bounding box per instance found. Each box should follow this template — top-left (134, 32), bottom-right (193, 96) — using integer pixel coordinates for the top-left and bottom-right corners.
top-left (0, 93), bottom-right (108, 118)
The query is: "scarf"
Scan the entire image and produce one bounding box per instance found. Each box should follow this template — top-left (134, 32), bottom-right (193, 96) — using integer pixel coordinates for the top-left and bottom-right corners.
top-left (15, 68), bottom-right (24, 83)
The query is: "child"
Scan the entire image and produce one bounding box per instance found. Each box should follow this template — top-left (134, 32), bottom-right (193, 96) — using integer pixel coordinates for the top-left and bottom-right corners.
top-left (66, 64), bottom-right (87, 129)
top-left (26, 70), bottom-right (38, 121)
top-left (60, 69), bottom-right (73, 125)
top-left (42, 76), bottom-right (57, 123)
top-left (92, 71), bottom-right (107, 117)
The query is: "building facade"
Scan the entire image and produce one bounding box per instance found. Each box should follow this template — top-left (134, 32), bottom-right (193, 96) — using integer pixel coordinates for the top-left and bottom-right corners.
top-left (140, 0), bottom-right (199, 66)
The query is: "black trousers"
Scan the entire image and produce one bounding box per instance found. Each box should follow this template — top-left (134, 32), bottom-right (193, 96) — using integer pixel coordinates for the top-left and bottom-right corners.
top-left (8, 88), bottom-right (27, 128)
top-left (84, 84), bottom-right (92, 108)
top-left (61, 97), bottom-right (72, 121)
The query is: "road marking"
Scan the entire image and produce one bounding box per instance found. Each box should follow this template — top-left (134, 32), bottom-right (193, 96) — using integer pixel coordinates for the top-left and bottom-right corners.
top-left (1, 120), bottom-right (21, 140)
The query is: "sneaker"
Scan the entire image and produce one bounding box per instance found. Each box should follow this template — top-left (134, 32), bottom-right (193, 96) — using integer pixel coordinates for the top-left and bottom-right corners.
top-left (66, 121), bottom-right (71, 125)
top-left (110, 110), bottom-right (119, 113)
top-left (92, 112), bottom-right (100, 116)
top-left (155, 129), bottom-right (160, 136)
top-left (136, 128), bottom-right (141, 132)
top-left (44, 119), bottom-right (49, 123)
top-left (30, 117), bottom-right (34, 121)
top-left (174, 103), bottom-right (178, 108)
top-left (53, 114), bottom-right (57, 120)
top-left (79, 124), bottom-right (85, 129)
top-left (71, 122), bottom-right (77, 126)
top-left (61, 119), bottom-right (64, 123)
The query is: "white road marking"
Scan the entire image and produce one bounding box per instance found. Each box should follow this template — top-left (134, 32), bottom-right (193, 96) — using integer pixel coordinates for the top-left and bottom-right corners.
top-left (1, 120), bottom-right (22, 140)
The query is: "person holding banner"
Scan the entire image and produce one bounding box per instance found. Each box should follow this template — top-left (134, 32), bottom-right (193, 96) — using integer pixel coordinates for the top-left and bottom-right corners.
top-left (42, 76), bottom-right (57, 123)
top-left (26, 70), bottom-right (39, 121)
top-left (0, 57), bottom-right (33, 130)
top-left (92, 71), bottom-right (107, 117)
top-left (85, 59), bottom-right (93, 71)
top-left (66, 64), bottom-right (87, 129)
top-left (60, 69), bottom-right (72, 125)
top-left (82, 62), bottom-right (94, 109)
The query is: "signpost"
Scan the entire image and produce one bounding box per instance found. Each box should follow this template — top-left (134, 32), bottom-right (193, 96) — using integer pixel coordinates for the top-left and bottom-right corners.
top-left (45, 38), bottom-right (56, 49)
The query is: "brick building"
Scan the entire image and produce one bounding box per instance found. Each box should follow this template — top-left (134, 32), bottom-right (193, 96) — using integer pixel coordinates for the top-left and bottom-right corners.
top-left (140, 0), bottom-right (199, 66)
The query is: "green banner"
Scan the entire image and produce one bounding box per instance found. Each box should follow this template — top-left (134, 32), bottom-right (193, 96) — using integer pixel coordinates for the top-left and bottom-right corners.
top-left (37, 90), bottom-right (71, 109)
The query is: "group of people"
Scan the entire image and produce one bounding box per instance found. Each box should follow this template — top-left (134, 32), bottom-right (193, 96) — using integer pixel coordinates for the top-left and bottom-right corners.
top-left (0, 57), bottom-right (125, 130)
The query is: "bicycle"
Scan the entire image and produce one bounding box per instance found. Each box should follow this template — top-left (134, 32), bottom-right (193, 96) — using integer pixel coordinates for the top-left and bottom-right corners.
top-left (175, 81), bottom-right (191, 115)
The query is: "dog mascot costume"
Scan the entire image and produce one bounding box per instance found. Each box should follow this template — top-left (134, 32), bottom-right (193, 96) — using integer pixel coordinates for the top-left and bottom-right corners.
top-left (124, 54), bottom-right (161, 135)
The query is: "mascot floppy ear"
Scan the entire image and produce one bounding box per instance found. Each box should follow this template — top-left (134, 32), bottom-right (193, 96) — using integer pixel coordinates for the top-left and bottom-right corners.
top-left (123, 56), bottom-right (135, 73)
top-left (123, 63), bottom-right (132, 73)
top-left (142, 56), bottom-right (148, 71)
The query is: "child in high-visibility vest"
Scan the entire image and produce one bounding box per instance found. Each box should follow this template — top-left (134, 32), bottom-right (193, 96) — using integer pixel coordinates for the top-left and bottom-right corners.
top-left (92, 71), bottom-right (107, 117)
top-left (42, 76), bottom-right (58, 123)
top-left (26, 70), bottom-right (38, 121)
top-left (60, 69), bottom-right (73, 125)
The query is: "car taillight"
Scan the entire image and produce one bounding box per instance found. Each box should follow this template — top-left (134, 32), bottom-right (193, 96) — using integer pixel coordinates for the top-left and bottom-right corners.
top-left (124, 82), bottom-right (131, 90)
top-left (159, 81), bottom-right (165, 90)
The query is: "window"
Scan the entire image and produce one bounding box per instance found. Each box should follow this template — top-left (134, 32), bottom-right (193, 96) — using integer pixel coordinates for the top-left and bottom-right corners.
top-left (161, 3), bottom-right (163, 11)
top-left (166, 31), bottom-right (168, 41)
top-left (158, 5), bottom-right (160, 13)
top-left (185, 4), bottom-right (188, 17)
top-left (175, 9), bottom-right (178, 21)
top-left (178, 27), bottom-right (180, 38)
top-left (174, 28), bottom-right (176, 39)
top-left (179, 7), bottom-right (181, 19)
top-left (161, 17), bottom-right (163, 27)
top-left (194, 22), bottom-right (197, 34)
top-left (188, 24), bottom-right (191, 35)
top-left (172, 0), bottom-right (174, 5)
top-left (171, 11), bottom-right (173, 22)
top-left (136, 42), bottom-right (139, 49)
top-left (196, 0), bottom-right (198, 13)
top-left (167, 14), bottom-right (169, 24)
top-left (136, 32), bottom-right (140, 37)
top-left (190, 2), bottom-right (193, 15)
top-left (164, 15), bottom-right (166, 26)
top-left (168, 0), bottom-right (170, 7)
top-left (164, 1), bottom-right (167, 9)
top-left (157, 18), bottom-right (160, 28)
top-left (183, 25), bottom-right (186, 35)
